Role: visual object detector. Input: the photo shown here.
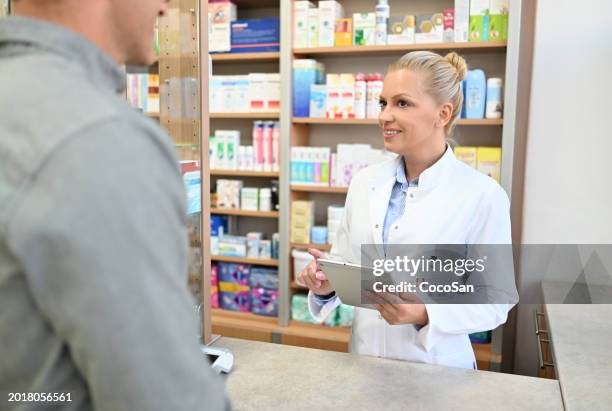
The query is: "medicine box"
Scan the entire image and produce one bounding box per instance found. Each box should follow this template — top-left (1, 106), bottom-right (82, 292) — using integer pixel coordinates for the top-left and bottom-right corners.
top-left (334, 18), bottom-right (353, 46)
top-left (353, 13), bottom-right (376, 46)
top-left (415, 13), bottom-right (443, 43)
top-left (489, 0), bottom-right (509, 41)
top-left (294, 1), bottom-right (316, 48)
top-left (308, 8), bottom-right (319, 48)
top-left (454, 146), bottom-right (478, 168)
top-left (454, 0), bottom-right (470, 42)
top-left (230, 18), bottom-right (280, 53)
top-left (319, 1), bottom-right (344, 47)
top-left (310, 84), bottom-right (328, 118)
top-left (469, 0), bottom-right (490, 41)
top-left (387, 15), bottom-right (415, 45)
top-left (477, 147), bottom-right (502, 183)
top-left (209, 1), bottom-right (237, 53)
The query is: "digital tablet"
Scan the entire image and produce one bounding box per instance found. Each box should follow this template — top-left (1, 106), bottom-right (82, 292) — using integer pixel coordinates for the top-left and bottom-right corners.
top-left (317, 258), bottom-right (375, 309)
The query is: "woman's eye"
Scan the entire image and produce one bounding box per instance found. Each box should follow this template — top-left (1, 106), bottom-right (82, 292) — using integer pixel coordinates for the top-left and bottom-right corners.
top-left (379, 100), bottom-right (387, 108)
top-left (398, 100), bottom-right (411, 108)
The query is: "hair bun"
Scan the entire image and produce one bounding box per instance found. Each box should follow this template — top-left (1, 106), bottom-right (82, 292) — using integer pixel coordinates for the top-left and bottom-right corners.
top-left (444, 52), bottom-right (467, 81)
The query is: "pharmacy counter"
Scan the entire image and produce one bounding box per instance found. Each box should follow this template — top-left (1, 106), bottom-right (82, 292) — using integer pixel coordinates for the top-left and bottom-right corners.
top-left (212, 337), bottom-right (563, 410)
top-left (542, 281), bottom-right (612, 410)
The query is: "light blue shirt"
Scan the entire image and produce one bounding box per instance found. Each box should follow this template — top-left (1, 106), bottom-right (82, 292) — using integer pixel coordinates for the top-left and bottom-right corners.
top-left (314, 157), bottom-right (418, 306)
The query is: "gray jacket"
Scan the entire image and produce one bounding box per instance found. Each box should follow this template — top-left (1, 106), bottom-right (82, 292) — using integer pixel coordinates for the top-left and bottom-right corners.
top-left (0, 16), bottom-right (228, 411)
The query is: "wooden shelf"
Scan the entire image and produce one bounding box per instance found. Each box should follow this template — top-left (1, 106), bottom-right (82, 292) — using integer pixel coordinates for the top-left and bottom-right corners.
top-left (291, 243), bottom-right (332, 252)
top-left (211, 255), bottom-right (279, 267)
top-left (293, 117), bottom-right (503, 126)
top-left (284, 321), bottom-right (350, 343)
top-left (145, 112), bottom-right (160, 118)
top-left (291, 185), bottom-right (348, 194)
top-left (211, 169), bottom-right (279, 177)
top-left (211, 112), bottom-right (279, 119)
top-left (211, 52), bottom-right (280, 62)
top-left (210, 208), bottom-right (279, 218)
top-left (293, 41), bottom-right (507, 57)
top-left (231, 0), bottom-right (279, 9)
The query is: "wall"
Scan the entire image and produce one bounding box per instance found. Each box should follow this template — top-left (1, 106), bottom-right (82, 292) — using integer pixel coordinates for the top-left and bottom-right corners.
top-left (513, 0), bottom-right (612, 376)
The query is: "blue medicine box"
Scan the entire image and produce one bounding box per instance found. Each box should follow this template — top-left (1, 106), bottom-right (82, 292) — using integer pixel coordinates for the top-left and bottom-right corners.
top-left (231, 18), bottom-right (280, 53)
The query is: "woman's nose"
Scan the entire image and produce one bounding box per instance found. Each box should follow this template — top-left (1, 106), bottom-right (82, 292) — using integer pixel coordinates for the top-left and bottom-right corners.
top-left (379, 107), bottom-right (394, 124)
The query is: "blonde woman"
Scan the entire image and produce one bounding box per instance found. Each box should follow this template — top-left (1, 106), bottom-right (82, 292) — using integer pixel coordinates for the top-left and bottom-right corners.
top-left (298, 51), bottom-right (516, 369)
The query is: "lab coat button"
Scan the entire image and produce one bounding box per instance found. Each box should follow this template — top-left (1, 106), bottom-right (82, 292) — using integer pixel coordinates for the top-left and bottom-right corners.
top-left (375, 224), bottom-right (379, 228)
top-left (409, 193), bottom-right (414, 198)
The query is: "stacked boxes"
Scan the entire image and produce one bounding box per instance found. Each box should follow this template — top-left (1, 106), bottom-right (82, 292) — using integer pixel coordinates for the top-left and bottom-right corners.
top-left (291, 147), bottom-right (331, 186)
top-left (216, 179), bottom-right (242, 209)
top-left (211, 264), bottom-right (220, 309)
top-left (231, 18), bottom-right (280, 53)
top-left (454, 146), bottom-right (502, 183)
top-left (210, 74), bottom-right (280, 113)
top-left (249, 268), bottom-right (279, 317)
top-left (126, 74), bottom-right (160, 114)
top-left (353, 13), bottom-right (376, 45)
top-left (318, 1), bottom-right (345, 47)
top-left (209, 1), bottom-right (237, 53)
top-left (469, 0), bottom-right (490, 41)
top-left (327, 205), bottom-right (345, 246)
top-left (294, 1), bottom-right (316, 48)
top-left (218, 263), bottom-right (250, 312)
top-left (291, 201), bottom-right (315, 244)
top-left (293, 59), bottom-right (326, 117)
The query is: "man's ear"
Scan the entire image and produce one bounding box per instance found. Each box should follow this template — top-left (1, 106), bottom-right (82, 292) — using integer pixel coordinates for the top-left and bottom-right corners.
top-left (437, 102), bottom-right (454, 129)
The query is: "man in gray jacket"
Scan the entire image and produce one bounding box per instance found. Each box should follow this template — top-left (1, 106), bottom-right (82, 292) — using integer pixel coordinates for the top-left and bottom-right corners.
top-left (0, 1), bottom-right (228, 410)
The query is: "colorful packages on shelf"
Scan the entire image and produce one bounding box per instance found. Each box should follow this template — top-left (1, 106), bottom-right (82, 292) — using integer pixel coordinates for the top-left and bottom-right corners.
top-left (291, 201), bottom-right (315, 244)
top-left (319, 1), bottom-right (344, 47)
top-left (387, 15), bottom-right (416, 45)
top-left (211, 130), bottom-right (240, 169)
top-left (294, 1), bottom-right (316, 48)
top-left (443, 8), bottom-right (455, 42)
top-left (247, 73), bottom-right (281, 112)
top-left (216, 179), bottom-right (242, 209)
top-left (308, 7), bottom-right (319, 47)
top-left (290, 147), bottom-right (331, 186)
top-left (489, 0), bottom-right (509, 40)
top-left (252, 121), bottom-right (281, 172)
top-left (240, 188), bottom-right (259, 211)
top-left (327, 205), bottom-right (345, 246)
top-left (454, 0), bottom-right (470, 42)
top-left (209, 1), bottom-right (237, 53)
top-left (218, 262), bottom-right (250, 312)
top-left (293, 59), bottom-right (326, 117)
top-left (469, 0), bottom-right (490, 41)
top-left (231, 18), bottom-right (280, 53)
top-left (353, 12), bottom-right (376, 46)
top-left (183, 171), bottom-right (202, 215)
top-left (291, 294), bottom-right (321, 324)
top-left (415, 13), bottom-right (444, 43)
top-left (334, 18), bottom-right (352, 46)
top-left (211, 263), bottom-right (220, 309)
top-left (218, 235), bottom-right (248, 257)
top-left (249, 267), bottom-right (279, 317)
top-left (209, 74), bottom-right (280, 113)
top-left (126, 74), bottom-right (159, 114)
top-left (454, 146), bottom-right (502, 183)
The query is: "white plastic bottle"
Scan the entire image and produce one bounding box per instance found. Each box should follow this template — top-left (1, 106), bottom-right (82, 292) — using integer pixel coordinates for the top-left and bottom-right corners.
top-left (366, 73), bottom-right (384, 119)
top-left (354, 73), bottom-right (367, 119)
top-left (375, 0), bottom-right (390, 45)
top-left (485, 77), bottom-right (503, 119)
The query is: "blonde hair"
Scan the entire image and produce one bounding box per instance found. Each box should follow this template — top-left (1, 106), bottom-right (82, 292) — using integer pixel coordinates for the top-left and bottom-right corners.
top-left (388, 51), bottom-right (467, 136)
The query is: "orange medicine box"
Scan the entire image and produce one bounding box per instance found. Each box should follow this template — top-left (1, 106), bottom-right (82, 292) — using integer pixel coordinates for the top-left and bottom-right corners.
top-left (335, 18), bottom-right (352, 46)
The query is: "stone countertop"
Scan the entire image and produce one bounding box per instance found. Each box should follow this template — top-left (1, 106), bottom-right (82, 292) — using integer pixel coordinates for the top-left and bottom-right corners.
top-left (213, 337), bottom-right (563, 411)
top-left (543, 281), bottom-right (612, 411)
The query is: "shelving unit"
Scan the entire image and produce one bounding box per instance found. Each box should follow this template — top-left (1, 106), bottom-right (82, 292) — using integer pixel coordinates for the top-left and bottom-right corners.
top-left (292, 117), bottom-right (504, 126)
top-left (293, 41), bottom-right (507, 56)
top-left (210, 112), bottom-right (280, 119)
top-left (200, 0), bottom-right (527, 372)
top-left (211, 169), bottom-right (280, 177)
top-left (211, 208), bottom-right (279, 218)
top-left (211, 255), bottom-right (279, 267)
top-left (211, 52), bottom-right (280, 62)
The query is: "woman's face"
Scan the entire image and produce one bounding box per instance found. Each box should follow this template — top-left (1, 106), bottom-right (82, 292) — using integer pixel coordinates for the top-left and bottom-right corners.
top-left (378, 69), bottom-right (445, 155)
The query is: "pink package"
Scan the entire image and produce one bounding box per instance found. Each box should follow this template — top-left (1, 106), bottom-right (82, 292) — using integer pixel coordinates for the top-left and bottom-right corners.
top-left (250, 288), bottom-right (279, 317)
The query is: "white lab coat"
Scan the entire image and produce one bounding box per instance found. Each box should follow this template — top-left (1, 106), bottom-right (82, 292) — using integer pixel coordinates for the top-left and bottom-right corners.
top-left (309, 146), bottom-right (517, 369)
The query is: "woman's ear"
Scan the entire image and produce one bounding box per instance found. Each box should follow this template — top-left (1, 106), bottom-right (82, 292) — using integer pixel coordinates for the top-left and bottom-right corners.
top-left (437, 102), bottom-right (454, 128)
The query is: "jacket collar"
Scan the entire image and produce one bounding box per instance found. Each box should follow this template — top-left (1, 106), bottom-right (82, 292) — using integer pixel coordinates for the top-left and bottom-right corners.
top-left (370, 144), bottom-right (456, 192)
top-left (0, 16), bottom-right (126, 94)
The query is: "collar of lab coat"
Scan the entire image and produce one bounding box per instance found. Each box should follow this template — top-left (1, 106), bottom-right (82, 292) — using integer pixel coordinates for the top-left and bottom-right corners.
top-left (366, 145), bottom-right (456, 245)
